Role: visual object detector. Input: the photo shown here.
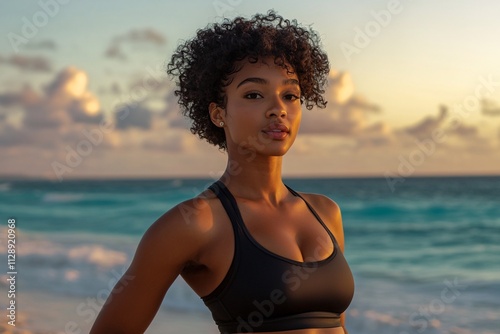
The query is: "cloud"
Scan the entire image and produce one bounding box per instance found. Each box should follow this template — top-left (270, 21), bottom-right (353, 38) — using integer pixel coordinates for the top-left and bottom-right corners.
top-left (393, 103), bottom-right (498, 155)
top-left (42, 67), bottom-right (103, 125)
top-left (111, 68), bottom-right (174, 130)
top-left (355, 122), bottom-right (394, 147)
top-left (0, 124), bottom-right (34, 147)
top-left (445, 122), bottom-right (494, 152)
top-left (97, 62), bottom-right (198, 153)
top-left (0, 84), bottom-right (41, 115)
top-left (162, 89), bottom-right (191, 129)
top-left (114, 103), bottom-right (153, 130)
top-left (448, 123), bottom-right (478, 138)
top-left (300, 71), bottom-right (383, 137)
top-left (105, 44), bottom-right (126, 61)
top-left (481, 99), bottom-right (500, 116)
top-left (401, 105), bottom-right (448, 139)
top-left (97, 82), bottom-right (123, 96)
top-left (327, 70), bottom-right (355, 104)
top-left (0, 90), bottom-right (29, 107)
top-left (0, 54), bottom-right (52, 72)
top-left (105, 28), bottom-right (166, 61)
top-left (119, 29), bottom-right (166, 45)
top-left (68, 99), bottom-right (104, 124)
top-left (142, 130), bottom-right (198, 152)
top-left (0, 67), bottom-right (108, 148)
top-left (110, 82), bottom-right (122, 95)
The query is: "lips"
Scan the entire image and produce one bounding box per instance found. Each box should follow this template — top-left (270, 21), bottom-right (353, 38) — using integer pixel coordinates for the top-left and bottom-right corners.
top-left (262, 123), bottom-right (290, 140)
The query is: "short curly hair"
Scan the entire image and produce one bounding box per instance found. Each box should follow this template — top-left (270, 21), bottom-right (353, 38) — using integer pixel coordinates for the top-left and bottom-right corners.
top-left (167, 10), bottom-right (330, 150)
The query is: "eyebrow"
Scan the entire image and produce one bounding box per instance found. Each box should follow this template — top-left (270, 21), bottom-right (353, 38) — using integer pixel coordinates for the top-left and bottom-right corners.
top-left (236, 77), bottom-right (300, 88)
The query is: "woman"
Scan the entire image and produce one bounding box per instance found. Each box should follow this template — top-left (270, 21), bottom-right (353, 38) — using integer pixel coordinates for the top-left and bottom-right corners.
top-left (91, 10), bottom-right (354, 334)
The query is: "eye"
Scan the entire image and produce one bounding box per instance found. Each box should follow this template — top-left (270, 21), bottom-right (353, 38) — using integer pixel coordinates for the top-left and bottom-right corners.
top-left (284, 94), bottom-right (301, 101)
top-left (244, 92), bottom-right (263, 99)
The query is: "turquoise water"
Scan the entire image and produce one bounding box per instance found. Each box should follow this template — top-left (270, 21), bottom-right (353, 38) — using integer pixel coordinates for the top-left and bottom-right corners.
top-left (1, 176), bottom-right (499, 333)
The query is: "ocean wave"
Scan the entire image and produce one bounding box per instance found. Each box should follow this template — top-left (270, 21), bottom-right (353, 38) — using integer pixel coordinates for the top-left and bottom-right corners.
top-left (41, 192), bottom-right (86, 203)
top-left (0, 182), bottom-right (11, 192)
top-left (0, 228), bottom-right (133, 295)
top-left (10, 231), bottom-right (129, 269)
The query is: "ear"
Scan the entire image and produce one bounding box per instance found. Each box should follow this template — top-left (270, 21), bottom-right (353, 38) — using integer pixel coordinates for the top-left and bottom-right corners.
top-left (209, 102), bottom-right (225, 126)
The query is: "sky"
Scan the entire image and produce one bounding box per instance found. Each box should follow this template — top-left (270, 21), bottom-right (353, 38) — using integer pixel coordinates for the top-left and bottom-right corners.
top-left (1, 0), bottom-right (500, 180)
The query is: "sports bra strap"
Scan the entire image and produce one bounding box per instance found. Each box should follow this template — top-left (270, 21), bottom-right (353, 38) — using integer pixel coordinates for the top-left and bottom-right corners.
top-left (209, 181), bottom-right (338, 248)
top-left (285, 185), bottom-right (339, 247)
top-left (208, 181), bottom-right (242, 232)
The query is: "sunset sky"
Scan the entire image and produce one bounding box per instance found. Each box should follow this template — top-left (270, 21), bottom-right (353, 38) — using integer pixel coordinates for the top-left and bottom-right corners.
top-left (1, 0), bottom-right (500, 180)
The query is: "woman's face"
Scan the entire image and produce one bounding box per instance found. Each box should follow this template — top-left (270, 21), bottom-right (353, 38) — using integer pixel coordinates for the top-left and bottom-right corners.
top-left (220, 57), bottom-right (302, 158)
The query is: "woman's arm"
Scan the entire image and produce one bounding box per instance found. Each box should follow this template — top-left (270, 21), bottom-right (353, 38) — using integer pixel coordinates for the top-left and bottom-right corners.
top-left (90, 198), bottom-right (211, 333)
top-left (341, 312), bottom-right (348, 334)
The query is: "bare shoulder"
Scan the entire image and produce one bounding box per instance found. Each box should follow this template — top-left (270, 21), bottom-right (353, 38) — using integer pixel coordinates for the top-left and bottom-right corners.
top-left (154, 190), bottom-right (216, 231)
top-left (143, 189), bottom-right (219, 255)
top-left (297, 192), bottom-right (346, 252)
top-left (298, 192), bottom-right (341, 215)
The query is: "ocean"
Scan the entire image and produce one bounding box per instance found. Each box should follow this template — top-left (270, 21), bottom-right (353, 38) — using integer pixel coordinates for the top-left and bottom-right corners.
top-left (0, 176), bottom-right (499, 333)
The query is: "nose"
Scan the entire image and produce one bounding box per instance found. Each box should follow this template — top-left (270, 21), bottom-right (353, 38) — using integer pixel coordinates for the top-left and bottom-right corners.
top-left (266, 95), bottom-right (287, 119)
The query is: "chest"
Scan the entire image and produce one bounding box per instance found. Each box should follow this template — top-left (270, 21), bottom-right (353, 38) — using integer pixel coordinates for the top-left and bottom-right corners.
top-left (236, 199), bottom-right (334, 263)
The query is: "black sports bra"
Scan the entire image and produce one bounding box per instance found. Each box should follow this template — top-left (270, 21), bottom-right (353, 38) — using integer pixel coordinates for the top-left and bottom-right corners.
top-left (202, 181), bottom-right (354, 333)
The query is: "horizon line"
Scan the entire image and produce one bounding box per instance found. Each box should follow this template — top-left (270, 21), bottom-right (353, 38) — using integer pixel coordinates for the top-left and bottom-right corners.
top-left (1, 172), bottom-right (500, 182)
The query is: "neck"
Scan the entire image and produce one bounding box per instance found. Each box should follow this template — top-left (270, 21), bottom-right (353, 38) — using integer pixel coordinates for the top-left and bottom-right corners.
top-left (219, 150), bottom-right (288, 204)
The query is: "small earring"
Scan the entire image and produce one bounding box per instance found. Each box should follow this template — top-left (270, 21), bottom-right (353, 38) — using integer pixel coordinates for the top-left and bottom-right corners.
top-left (219, 121), bottom-right (224, 127)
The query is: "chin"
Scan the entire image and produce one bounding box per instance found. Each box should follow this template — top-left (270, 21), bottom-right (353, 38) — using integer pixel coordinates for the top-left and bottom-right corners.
top-left (261, 143), bottom-right (293, 157)
top-left (230, 137), bottom-right (295, 157)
